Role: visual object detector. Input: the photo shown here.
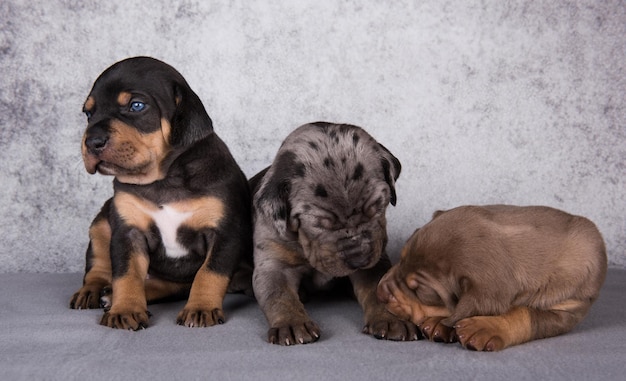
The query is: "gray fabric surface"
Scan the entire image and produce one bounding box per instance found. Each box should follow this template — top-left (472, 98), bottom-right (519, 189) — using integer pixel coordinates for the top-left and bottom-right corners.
top-left (1, 269), bottom-right (624, 380)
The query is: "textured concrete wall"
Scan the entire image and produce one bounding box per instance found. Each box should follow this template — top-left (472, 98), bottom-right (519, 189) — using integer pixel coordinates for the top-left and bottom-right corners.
top-left (1, 1), bottom-right (624, 271)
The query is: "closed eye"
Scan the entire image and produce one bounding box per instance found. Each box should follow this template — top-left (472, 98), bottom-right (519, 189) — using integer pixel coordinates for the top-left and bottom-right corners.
top-left (317, 217), bottom-right (335, 229)
top-left (129, 101), bottom-right (146, 112)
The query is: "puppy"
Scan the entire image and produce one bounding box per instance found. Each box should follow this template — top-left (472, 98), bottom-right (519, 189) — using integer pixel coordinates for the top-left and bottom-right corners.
top-left (378, 205), bottom-right (607, 351)
top-left (251, 122), bottom-right (419, 345)
top-left (69, 57), bottom-right (253, 330)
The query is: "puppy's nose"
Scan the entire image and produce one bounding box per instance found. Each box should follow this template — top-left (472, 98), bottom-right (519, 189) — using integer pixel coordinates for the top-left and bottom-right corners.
top-left (338, 235), bottom-right (372, 269)
top-left (85, 135), bottom-right (109, 154)
top-left (344, 255), bottom-right (370, 270)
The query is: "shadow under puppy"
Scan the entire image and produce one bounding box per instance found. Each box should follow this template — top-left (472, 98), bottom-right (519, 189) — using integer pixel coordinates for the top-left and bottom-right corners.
top-left (251, 122), bottom-right (419, 345)
top-left (70, 57), bottom-right (253, 330)
top-left (378, 205), bottom-right (607, 351)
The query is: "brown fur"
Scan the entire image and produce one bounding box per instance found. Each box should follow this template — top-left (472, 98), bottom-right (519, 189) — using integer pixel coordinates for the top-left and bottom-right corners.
top-left (378, 205), bottom-right (607, 351)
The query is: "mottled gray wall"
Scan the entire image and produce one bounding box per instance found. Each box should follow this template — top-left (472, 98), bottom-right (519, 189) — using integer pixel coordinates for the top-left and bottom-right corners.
top-left (1, 1), bottom-right (624, 272)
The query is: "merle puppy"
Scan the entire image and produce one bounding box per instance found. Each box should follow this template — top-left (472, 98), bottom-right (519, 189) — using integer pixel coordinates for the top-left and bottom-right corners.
top-left (250, 122), bottom-right (418, 345)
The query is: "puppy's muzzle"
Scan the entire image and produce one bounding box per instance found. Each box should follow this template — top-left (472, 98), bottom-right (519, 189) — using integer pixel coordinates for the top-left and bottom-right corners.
top-left (337, 234), bottom-right (373, 269)
top-left (85, 135), bottom-right (108, 155)
top-left (84, 126), bottom-right (110, 155)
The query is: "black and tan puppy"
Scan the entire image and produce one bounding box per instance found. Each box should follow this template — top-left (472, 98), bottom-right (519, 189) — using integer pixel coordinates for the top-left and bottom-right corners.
top-left (69, 57), bottom-right (253, 330)
top-left (251, 122), bottom-right (419, 345)
top-left (378, 205), bottom-right (607, 351)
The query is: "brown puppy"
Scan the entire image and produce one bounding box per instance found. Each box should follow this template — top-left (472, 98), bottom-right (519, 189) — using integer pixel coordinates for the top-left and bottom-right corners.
top-left (378, 205), bottom-right (607, 351)
top-left (70, 57), bottom-right (253, 330)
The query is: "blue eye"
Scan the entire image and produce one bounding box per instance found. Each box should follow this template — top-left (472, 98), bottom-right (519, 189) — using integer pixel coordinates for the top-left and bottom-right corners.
top-left (129, 101), bottom-right (145, 112)
top-left (84, 110), bottom-right (92, 119)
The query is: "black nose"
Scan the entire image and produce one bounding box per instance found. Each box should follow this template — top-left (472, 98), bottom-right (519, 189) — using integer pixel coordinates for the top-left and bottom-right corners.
top-left (344, 255), bottom-right (370, 270)
top-left (338, 235), bottom-right (372, 269)
top-left (85, 135), bottom-right (108, 154)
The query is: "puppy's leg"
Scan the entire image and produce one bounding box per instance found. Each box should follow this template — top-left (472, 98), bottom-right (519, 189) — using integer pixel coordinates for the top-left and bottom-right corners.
top-left (98, 275), bottom-right (192, 311)
top-left (253, 258), bottom-right (320, 345)
top-left (176, 268), bottom-right (229, 327)
top-left (454, 299), bottom-right (591, 351)
top-left (100, 252), bottom-right (150, 330)
top-left (226, 260), bottom-right (254, 297)
top-left (351, 255), bottom-right (420, 341)
top-left (70, 208), bottom-right (112, 310)
top-left (176, 235), bottom-right (231, 327)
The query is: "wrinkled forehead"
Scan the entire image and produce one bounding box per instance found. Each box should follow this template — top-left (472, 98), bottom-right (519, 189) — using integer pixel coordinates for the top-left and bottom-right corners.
top-left (285, 125), bottom-right (385, 185)
top-left (83, 90), bottom-right (135, 110)
top-left (285, 126), bottom-right (389, 211)
top-left (289, 177), bottom-right (391, 229)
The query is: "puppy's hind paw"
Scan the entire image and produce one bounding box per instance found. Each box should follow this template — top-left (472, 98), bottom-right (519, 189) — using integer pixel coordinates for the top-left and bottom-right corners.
top-left (419, 316), bottom-right (457, 343)
top-left (455, 316), bottom-right (507, 351)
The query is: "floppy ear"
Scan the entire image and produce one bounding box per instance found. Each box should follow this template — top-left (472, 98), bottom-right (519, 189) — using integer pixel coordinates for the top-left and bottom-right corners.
top-left (169, 83), bottom-right (214, 147)
top-left (377, 143), bottom-right (401, 206)
top-left (253, 151), bottom-right (304, 239)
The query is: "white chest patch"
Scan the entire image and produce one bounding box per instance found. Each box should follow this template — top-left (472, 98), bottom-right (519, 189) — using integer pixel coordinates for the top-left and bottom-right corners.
top-left (148, 205), bottom-right (193, 258)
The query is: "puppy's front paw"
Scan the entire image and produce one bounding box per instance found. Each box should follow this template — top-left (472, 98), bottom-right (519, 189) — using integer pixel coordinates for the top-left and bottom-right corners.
top-left (419, 316), bottom-right (457, 343)
top-left (70, 284), bottom-right (108, 310)
top-left (176, 307), bottom-right (225, 327)
top-left (363, 314), bottom-right (421, 341)
top-left (100, 309), bottom-right (150, 330)
top-left (268, 320), bottom-right (321, 345)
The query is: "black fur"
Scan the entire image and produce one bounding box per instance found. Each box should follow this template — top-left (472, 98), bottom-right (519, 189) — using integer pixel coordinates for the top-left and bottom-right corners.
top-left (71, 57), bottom-right (253, 329)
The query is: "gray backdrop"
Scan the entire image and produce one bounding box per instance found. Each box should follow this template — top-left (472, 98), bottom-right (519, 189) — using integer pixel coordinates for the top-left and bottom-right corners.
top-left (1, 0), bottom-right (624, 272)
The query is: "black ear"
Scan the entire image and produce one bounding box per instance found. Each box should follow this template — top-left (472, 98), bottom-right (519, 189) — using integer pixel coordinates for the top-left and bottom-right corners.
top-left (253, 151), bottom-right (305, 238)
top-left (377, 143), bottom-right (401, 206)
top-left (169, 83), bottom-right (213, 147)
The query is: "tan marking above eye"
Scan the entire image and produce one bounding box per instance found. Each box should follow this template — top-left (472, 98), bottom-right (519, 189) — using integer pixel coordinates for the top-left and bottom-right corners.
top-left (117, 91), bottom-right (132, 106)
top-left (84, 96), bottom-right (95, 112)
